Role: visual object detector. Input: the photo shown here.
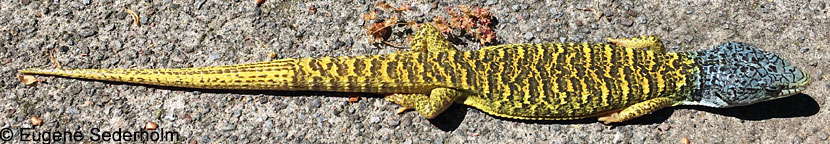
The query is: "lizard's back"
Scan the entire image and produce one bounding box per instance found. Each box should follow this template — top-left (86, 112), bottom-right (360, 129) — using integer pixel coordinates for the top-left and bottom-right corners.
top-left (451, 43), bottom-right (698, 120)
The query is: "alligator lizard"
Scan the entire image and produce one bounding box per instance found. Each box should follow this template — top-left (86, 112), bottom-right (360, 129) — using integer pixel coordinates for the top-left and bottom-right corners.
top-left (19, 24), bottom-right (812, 124)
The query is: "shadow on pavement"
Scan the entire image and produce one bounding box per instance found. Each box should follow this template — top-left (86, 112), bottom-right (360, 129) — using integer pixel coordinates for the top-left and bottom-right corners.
top-left (430, 93), bottom-right (819, 131)
top-left (680, 93), bottom-right (819, 120)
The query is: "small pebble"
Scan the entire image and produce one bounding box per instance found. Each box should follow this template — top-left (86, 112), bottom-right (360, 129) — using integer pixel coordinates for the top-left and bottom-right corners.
top-left (310, 99), bottom-right (322, 108)
top-left (80, 28), bottom-right (97, 38)
top-left (511, 5), bottom-right (521, 12)
top-left (66, 108), bottom-right (80, 114)
top-left (295, 30), bottom-right (305, 38)
top-left (194, 0), bottom-right (207, 9)
top-left (387, 120), bottom-right (399, 127)
top-left (369, 117), bottom-right (380, 123)
top-left (485, 0), bottom-right (498, 5)
top-left (418, 4), bottom-right (432, 14)
top-left (603, 10), bottom-right (614, 17)
top-left (105, 24), bottom-right (115, 31)
top-left (140, 16), bottom-right (150, 25)
top-left (164, 114), bottom-right (176, 121)
top-left (60, 45), bottom-right (70, 52)
top-left (523, 32), bottom-right (534, 41)
top-left (621, 19), bottom-right (634, 27)
top-left (638, 15), bottom-right (648, 24)
top-left (263, 119), bottom-right (274, 131)
top-left (221, 124), bottom-right (236, 131)
top-left (658, 123), bottom-right (671, 131)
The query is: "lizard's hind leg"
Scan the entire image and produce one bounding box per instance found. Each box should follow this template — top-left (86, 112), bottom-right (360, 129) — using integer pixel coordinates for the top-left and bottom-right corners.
top-left (409, 24), bottom-right (457, 52)
top-left (386, 88), bottom-right (465, 119)
top-left (607, 36), bottom-right (665, 53)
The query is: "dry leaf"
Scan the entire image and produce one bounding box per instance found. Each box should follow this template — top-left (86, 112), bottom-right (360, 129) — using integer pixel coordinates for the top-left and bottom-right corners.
top-left (432, 17), bottom-right (452, 34)
top-left (145, 121), bottom-right (159, 130)
top-left (268, 52), bottom-right (277, 59)
top-left (309, 5), bottom-right (317, 14)
top-left (18, 75), bottom-right (39, 86)
top-left (31, 116), bottom-right (42, 126)
top-left (393, 4), bottom-right (411, 13)
top-left (48, 49), bottom-right (62, 69)
top-left (124, 9), bottom-right (140, 26)
top-left (365, 22), bottom-right (390, 43)
top-left (361, 11), bottom-right (378, 21)
top-left (375, 1), bottom-right (393, 10)
top-left (348, 96), bottom-right (359, 103)
top-left (256, 0), bottom-right (266, 7)
top-left (680, 137), bottom-right (691, 144)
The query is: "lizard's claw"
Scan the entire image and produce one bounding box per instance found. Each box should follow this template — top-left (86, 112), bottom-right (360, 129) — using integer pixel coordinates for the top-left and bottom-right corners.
top-left (597, 112), bottom-right (622, 124)
top-left (396, 107), bottom-right (413, 114)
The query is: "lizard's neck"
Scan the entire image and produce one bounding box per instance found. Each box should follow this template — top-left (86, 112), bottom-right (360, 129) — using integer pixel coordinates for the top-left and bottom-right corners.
top-left (682, 48), bottom-right (742, 107)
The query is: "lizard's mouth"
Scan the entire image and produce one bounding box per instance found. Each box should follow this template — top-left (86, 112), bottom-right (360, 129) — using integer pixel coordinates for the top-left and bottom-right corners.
top-left (768, 68), bottom-right (812, 99)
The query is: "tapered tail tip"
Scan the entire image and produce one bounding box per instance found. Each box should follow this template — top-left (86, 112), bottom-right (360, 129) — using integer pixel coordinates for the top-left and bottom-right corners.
top-left (18, 68), bottom-right (60, 75)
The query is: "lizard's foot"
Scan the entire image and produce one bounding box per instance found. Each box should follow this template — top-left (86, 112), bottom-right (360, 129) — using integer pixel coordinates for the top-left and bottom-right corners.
top-left (409, 24), bottom-right (457, 52)
top-left (384, 88), bottom-right (465, 119)
top-left (607, 36), bottom-right (665, 53)
top-left (395, 107), bottom-right (412, 114)
top-left (385, 94), bottom-right (424, 114)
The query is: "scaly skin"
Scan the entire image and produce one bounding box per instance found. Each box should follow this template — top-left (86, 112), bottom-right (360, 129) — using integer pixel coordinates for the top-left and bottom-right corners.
top-left (19, 24), bottom-right (811, 124)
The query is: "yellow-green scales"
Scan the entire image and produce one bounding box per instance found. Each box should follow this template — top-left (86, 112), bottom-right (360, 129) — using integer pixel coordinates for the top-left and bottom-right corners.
top-left (19, 25), bottom-right (811, 123)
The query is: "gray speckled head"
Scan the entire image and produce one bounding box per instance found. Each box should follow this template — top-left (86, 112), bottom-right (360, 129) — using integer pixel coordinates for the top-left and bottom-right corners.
top-left (684, 42), bottom-right (811, 108)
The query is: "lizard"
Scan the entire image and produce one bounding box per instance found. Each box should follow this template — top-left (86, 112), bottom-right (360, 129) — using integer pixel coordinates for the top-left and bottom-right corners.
top-left (18, 24), bottom-right (812, 124)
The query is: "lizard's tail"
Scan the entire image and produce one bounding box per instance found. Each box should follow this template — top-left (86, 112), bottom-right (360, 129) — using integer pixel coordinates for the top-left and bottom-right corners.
top-left (19, 53), bottom-right (440, 93)
top-left (18, 59), bottom-right (299, 90)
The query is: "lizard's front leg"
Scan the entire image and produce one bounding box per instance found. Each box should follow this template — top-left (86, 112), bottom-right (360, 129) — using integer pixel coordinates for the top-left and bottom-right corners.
top-left (385, 88), bottom-right (464, 119)
top-left (597, 97), bottom-right (676, 124)
top-left (409, 24), bottom-right (457, 52)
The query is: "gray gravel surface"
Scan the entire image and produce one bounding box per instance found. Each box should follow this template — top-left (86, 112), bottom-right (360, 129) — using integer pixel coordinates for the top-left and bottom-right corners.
top-left (2, 0), bottom-right (829, 143)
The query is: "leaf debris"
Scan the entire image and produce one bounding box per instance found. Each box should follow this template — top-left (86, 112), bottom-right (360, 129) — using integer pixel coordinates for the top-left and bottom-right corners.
top-left (18, 75), bottom-right (41, 86)
top-left (124, 9), bottom-right (140, 26)
top-left (31, 116), bottom-right (43, 126)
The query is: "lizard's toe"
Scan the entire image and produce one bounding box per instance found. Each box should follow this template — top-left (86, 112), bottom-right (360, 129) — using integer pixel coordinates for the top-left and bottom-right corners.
top-left (395, 107), bottom-right (412, 114)
top-left (597, 113), bottom-right (622, 124)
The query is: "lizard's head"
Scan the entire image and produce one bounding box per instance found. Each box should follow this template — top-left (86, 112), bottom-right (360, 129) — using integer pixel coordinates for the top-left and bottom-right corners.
top-left (685, 42), bottom-right (811, 108)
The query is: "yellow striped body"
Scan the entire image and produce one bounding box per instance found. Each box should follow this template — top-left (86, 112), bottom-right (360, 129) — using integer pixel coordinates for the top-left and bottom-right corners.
top-left (20, 42), bottom-right (697, 120)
